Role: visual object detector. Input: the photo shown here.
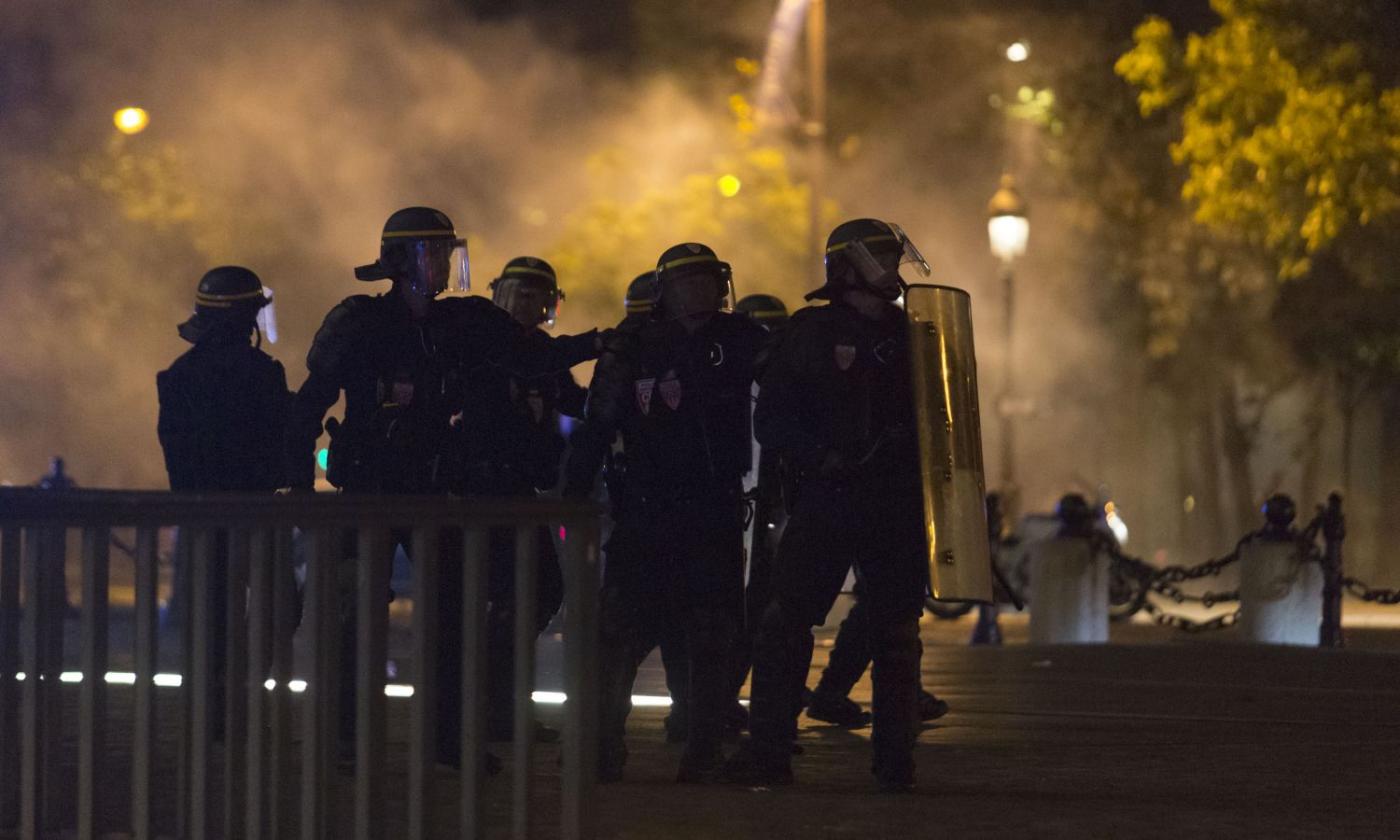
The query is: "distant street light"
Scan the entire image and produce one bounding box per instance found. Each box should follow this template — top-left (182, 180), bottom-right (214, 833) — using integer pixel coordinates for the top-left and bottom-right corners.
top-left (716, 173), bottom-right (742, 198)
top-left (1006, 41), bottom-right (1030, 63)
top-left (113, 107), bottom-right (149, 135)
top-left (988, 173), bottom-right (1029, 262)
top-left (987, 173), bottom-right (1029, 505)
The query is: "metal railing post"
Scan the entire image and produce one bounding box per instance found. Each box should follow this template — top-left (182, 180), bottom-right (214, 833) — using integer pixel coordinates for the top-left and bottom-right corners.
top-left (0, 527), bottom-right (21, 830)
top-left (408, 527), bottom-right (439, 840)
top-left (512, 526), bottom-right (539, 840)
top-left (78, 524), bottom-right (110, 840)
top-left (189, 528), bottom-right (214, 840)
top-left (1320, 493), bottom-right (1346, 648)
top-left (461, 528), bottom-right (490, 839)
top-left (224, 528), bottom-right (251, 840)
top-left (21, 527), bottom-right (49, 838)
top-left (269, 527), bottom-right (297, 837)
top-left (131, 527), bottom-right (158, 840)
top-left (561, 517), bottom-right (600, 840)
top-left (245, 527), bottom-right (272, 840)
top-left (301, 528), bottom-right (338, 840)
top-left (355, 527), bottom-right (390, 840)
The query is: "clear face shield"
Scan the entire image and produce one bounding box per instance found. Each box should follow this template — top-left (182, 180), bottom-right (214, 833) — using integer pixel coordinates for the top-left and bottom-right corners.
top-left (845, 226), bottom-right (932, 302)
top-left (657, 264), bottom-right (734, 320)
top-left (255, 286), bottom-right (278, 344)
top-left (492, 276), bottom-right (561, 329)
top-left (405, 237), bottom-right (469, 299)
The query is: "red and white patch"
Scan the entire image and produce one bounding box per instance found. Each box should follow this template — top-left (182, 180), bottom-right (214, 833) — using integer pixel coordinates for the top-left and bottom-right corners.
top-left (659, 371), bottom-right (683, 410)
top-left (635, 377), bottom-right (656, 414)
top-left (834, 344), bottom-right (857, 371)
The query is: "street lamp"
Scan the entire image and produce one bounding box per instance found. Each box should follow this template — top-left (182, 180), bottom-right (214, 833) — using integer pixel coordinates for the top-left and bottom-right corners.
top-left (113, 107), bottom-right (149, 135)
top-left (987, 173), bottom-right (1029, 508)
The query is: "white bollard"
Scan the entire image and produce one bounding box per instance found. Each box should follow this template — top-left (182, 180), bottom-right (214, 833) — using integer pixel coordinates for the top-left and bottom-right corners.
top-left (1238, 536), bottom-right (1323, 645)
top-left (1027, 535), bottom-right (1109, 644)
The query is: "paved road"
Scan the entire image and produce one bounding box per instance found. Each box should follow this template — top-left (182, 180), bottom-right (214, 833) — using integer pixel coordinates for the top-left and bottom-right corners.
top-left (10, 609), bottom-right (1400, 838)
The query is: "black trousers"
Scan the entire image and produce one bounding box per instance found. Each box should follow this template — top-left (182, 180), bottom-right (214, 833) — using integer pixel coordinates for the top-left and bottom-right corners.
top-left (747, 484), bottom-right (925, 781)
top-left (335, 524), bottom-right (561, 759)
top-left (598, 494), bottom-right (745, 768)
top-left (813, 577), bottom-right (878, 700)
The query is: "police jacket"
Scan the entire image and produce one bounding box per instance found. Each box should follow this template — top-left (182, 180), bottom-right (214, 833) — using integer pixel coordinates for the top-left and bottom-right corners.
top-left (754, 300), bottom-right (920, 496)
top-left (286, 291), bottom-right (597, 492)
top-left (457, 324), bottom-right (588, 497)
top-left (157, 337), bottom-right (290, 492)
top-left (566, 311), bottom-right (766, 502)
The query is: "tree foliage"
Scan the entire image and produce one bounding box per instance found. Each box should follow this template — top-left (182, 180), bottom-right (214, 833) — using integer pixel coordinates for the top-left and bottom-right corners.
top-left (1116, 0), bottom-right (1400, 278)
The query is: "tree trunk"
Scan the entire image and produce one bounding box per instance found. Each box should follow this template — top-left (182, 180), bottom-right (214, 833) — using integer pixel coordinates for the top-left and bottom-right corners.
top-left (1218, 379), bottom-right (1258, 537)
top-left (1194, 400), bottom-right (1226, 557)
top-left (1298, 375), bottom-right (1327, 508)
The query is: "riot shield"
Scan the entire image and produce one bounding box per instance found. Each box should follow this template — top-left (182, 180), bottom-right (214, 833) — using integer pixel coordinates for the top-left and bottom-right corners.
top-left (905, 284), bottom-right (993, 603)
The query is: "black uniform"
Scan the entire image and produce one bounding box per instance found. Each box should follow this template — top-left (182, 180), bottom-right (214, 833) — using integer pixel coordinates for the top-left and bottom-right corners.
top-left (157, 327), bottom-right (291, 736)
top-left (286, 290), bottom-right (597, 756)
top-left (457, 324), bottom-right (588, 736)
top-left (745, 299), bottom-right (925, 786)
top-left (158, 340), bottom-right (289, 492)
top-left (566, 311), bottom-right (765, 777)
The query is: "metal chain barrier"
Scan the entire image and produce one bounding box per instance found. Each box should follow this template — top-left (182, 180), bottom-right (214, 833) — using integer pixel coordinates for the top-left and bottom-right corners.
top-left (1341, 577), bottom-right (1400, 605)
top-left (1141, 599), bottom-right (1241, 633)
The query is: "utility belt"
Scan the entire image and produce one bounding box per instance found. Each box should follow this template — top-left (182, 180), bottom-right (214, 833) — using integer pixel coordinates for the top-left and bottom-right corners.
top-left (325, 414), bottom-right (459, 493)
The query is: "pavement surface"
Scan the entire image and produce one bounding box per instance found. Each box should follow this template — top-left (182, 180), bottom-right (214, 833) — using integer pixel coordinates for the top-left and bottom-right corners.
top-left (8, 607), bottom-right (1400, 838)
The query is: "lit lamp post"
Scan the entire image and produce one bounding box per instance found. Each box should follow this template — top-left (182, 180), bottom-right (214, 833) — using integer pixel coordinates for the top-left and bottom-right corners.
top-left (987, 173), bottom-right (1029, 510)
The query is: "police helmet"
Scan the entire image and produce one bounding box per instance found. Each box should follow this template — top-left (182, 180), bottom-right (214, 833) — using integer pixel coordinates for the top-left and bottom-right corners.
top-left (735, 293), bottom-right (789, 327)
top-left (354, 206), bottom-right (468, 299)
top-left (624, 272), bottom-right (656, 316)
top-left (490, 256), bottom-right (563, 327)
top-left (654, 242), bottom-right (734, 316)
top-left (808, 217), bottom-right (930, 301)
top-left (177, 266), bottom-right (271, 344)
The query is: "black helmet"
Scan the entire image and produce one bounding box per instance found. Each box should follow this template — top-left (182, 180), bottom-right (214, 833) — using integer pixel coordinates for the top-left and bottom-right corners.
top-left (1054, 493), bottom-right (1095, 532)
top-left (177, 265), bottom-right (270, 344)
top-left (489, 256), bottom-right (563, 327)
top-left (624, 272), bottom-right (656, 317)
top-left (654, 242), bottom-right (734, 317)
top-left (809, 217), bottom-right (930, 301)
top-left (354, 206), bottom-right (468, 299)
top-left (735, 293), bottom-right (789, 327)
top-left (1261, 494), bottom-right (1297, 533)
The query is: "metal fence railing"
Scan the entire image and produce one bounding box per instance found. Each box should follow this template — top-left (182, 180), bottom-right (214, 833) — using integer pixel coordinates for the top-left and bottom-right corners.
top-left (0, 488), bottom-right (601, 840)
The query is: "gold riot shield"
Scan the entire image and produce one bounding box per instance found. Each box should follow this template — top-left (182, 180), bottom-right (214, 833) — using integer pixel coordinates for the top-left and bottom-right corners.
top-left (905, 284), bottom-right (993, 602)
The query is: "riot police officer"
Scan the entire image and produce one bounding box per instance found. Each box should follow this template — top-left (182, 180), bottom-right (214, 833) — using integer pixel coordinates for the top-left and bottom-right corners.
top-left (725, 294), bottom-right (790, 722)
top-left (286, 208), bottom-right (600, 765)
top-left (159, 265), bottom-right (288, 492)
top-left (727, 219), bottom-right (930, 792)
top-left (157, 265), bottom-right (290, 736)
top-left (565, 243), bottom-right (766, 782)
top-left (612, 271), bottom-right (696, 743)
top-left (459, 256), bottom-right (588, 741)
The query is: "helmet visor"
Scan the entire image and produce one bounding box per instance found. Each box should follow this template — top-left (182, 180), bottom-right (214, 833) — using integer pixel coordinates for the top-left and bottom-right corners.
top-left (407, 237), bottom-right (469, 298)
top-left (255, 286), bottom-right (278, 343)
top-left (891, 224), bottom-right (932, 277)
top-left (657, 264), bottom-right (733, 319)
top-left (493, 275), bottom-right (560, 328)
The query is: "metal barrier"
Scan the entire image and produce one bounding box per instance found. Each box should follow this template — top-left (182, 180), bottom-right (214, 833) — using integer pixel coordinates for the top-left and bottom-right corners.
top-left (0, 488), bottom-right (601, 839)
